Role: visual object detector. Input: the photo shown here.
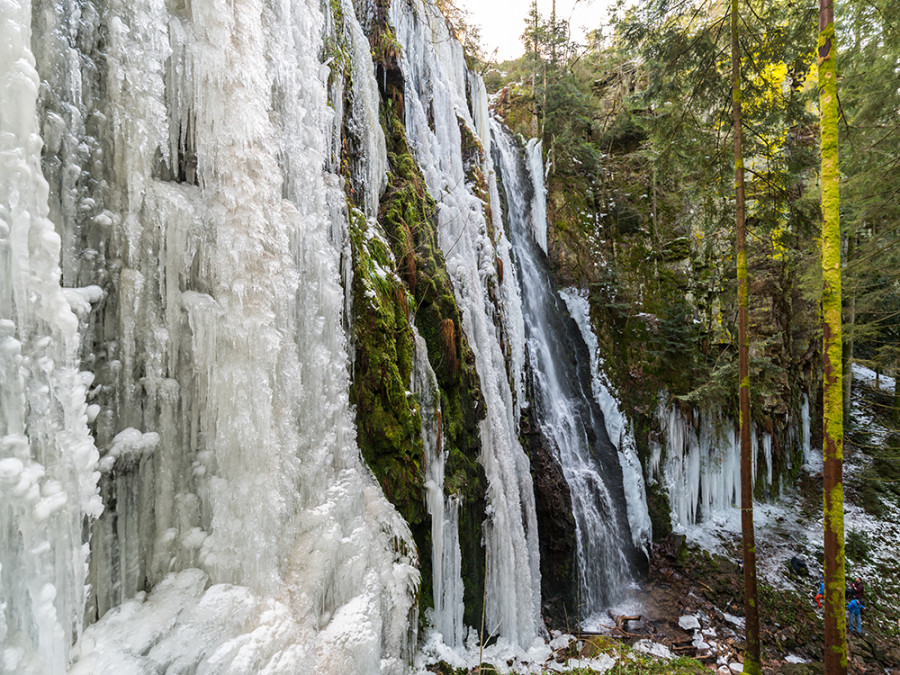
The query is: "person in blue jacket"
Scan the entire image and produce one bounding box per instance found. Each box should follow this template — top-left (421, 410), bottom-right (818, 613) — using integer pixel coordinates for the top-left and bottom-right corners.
top-left (848, 597), bottom-right (865, 635)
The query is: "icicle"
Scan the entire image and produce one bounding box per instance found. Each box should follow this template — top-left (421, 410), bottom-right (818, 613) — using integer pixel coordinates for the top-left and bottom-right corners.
top-left (801, 394), bottom-right (811, 463)
top-left (525, 139), bottom-right (548, 254)
top-left (0, 1), bottom-right (102, 670)
top-left (414, 329), bottom-right (464, 647)
top-left (8, 0), bottom-right (420, 670)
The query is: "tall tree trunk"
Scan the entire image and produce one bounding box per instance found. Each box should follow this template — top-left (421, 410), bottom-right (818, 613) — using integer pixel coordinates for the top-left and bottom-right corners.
top-left (843, 235), bottom-right (856, 418)
top-left (818, 0), bottom-right (847, 672)
top-left (732, 2), bottom-right (761, 673)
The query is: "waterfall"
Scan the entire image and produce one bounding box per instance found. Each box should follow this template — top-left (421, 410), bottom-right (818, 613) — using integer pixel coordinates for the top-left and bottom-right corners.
top-left (390, 0), bottom-right (543, 647)
top-left (560, 288), bottom-right (652, 553)
top-left (491, 122), bottom-right (637, 614)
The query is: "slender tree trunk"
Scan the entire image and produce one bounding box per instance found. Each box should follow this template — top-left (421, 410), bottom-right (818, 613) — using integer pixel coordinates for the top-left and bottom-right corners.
top-left (818, 0), bottom-right (847, 672)
top-left (843, 235), bottom-right (856, 418)
top-left (651, 165), bottom-right (659, 280)
top-left (732, 2), bottom-right (761, 673)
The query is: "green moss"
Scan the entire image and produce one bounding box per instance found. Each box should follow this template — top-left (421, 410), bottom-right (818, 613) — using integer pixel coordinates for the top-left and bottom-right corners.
top-left (348, 207), bottom-right (424, 521)
top-left (370, 99), bottom-right (489, 626)
top-left (322, 0), bottom-right (350, 91)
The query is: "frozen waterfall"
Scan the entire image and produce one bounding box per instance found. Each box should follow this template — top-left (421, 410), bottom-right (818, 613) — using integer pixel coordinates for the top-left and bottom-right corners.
top-left (3, 0), bottom-right (418, 672)
top-left (390, 0), bottom-right (543, 647)
top-left (655, 400), bottom-right (805, 530)
top-left (1, 2), bottom-right (103, 671)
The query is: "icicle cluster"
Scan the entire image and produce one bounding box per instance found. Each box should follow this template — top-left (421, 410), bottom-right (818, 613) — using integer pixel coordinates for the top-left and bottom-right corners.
top-left (1, 3), bottom-right (103, 672)
top-left (390, 0), bottom-right (543, 647)
top-left (4, 0), bottom-right (419, 672)
top-left (654, 398), bottom-right (811, 530)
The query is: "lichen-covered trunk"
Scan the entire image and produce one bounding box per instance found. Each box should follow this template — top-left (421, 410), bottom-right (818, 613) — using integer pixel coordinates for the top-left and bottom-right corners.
top-left (732, 2), bottom-right (761, 672)
top-left (818, 1), bottom-right (848, 672)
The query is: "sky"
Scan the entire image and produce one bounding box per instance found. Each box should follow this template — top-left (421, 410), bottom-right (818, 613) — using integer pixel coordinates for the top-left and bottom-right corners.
top-left (455, 0), bottom-right (619, 62)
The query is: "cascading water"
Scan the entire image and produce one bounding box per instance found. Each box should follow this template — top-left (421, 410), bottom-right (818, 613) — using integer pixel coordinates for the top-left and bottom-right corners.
top-left (560, 288), bottom-right (652, 554)
top-left (491, 122), bottom-right (638, 614)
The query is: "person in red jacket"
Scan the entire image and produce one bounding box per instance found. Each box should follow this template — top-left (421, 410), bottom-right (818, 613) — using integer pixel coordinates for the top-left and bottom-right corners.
top-left (849, 577), bottom-right (864, 601)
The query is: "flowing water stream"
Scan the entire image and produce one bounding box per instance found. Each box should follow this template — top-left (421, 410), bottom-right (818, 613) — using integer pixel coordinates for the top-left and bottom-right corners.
top-left (491, 122), bottom-right (642, 616)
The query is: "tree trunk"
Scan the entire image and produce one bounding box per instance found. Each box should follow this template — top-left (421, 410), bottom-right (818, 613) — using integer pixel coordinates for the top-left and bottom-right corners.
top-left (843, 235), bottom-right (856, 418)
top-left (818, 0), bottom-right (847, 672)
top-left (732, 2), bottom-right (761, 673)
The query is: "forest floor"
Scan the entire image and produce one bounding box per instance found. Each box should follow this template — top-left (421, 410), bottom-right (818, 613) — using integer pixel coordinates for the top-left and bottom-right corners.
top-left (419, 370), bottom-right (900, 674)
top-left (571, 368), bottom-right (900, 674)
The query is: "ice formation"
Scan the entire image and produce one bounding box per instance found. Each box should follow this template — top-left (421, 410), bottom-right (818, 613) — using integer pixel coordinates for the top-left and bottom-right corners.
top-left (525, 139), bottom-right (549, 255)
top-left (1, 3), bottom-right (103, 671)
top-left (414, 329), bottom-right (464, 648)
top-left (5, 0), bottom-right (418, 671)
top-left (390, 0), bottom-right (543, 647)
top-left (656, 399), bottom-right (804, 530)
top-left (2, 0), bottom-right (657, 669)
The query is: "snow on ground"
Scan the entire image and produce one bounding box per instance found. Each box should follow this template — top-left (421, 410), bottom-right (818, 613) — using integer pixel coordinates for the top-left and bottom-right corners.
top-left (676, 366), bottom-right (900, 628)
top-left (413, 629), bottom-right (617, 674)
top-left (852, 364), bottom-right (896, 394)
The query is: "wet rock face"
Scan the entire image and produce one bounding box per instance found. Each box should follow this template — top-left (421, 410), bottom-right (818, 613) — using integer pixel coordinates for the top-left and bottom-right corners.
top-left (521, 409), bottom-right (577, 628)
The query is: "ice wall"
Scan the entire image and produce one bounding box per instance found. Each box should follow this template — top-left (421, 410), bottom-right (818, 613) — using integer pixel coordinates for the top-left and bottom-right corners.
top-left (4, 0), bottom-right (420, 671)
top-left (390, 0), bottom-right (543, 647)
top-left (656, 402), bottom-right (792, 530)
top-left (0, 3), bottom-right (103, 671)
top-left (525, 139), bottom-right (548, 255)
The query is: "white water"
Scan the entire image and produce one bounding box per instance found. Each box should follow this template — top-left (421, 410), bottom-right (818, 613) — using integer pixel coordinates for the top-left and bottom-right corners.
top-left (4, 0), bottom-right (419, 672)
top-left (390, 0), bottom-right (543, 647)
top-left (560, 288), bottom-right (651, 553)
top-left (492, 123), bottom-right (635, 613)
top-left (414, 329), bottom-right (464, 648)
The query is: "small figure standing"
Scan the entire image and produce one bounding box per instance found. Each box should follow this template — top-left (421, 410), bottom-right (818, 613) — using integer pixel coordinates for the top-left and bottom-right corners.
top-left (815, 581), bottom-right (824, 609)
top-left (849, 577), bottom-right (864, 601)
top-left (848, 598), bottom-right (865, 635)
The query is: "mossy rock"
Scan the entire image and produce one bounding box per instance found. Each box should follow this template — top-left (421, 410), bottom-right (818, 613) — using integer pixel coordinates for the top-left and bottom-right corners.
top-left (369, 98), bottom-right (489, 627)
